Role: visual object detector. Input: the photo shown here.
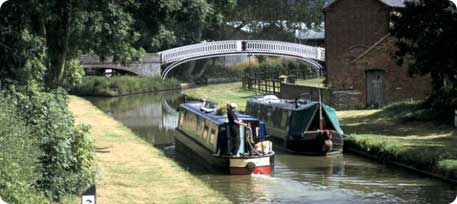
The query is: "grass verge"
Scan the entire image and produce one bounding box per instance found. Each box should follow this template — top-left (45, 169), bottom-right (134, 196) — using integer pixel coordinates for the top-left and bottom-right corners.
top-left (183, 82), bottom-right (256, 112)
top-left (68, 96), bottom-right (231, 204)
top-left (295, 77), bottom-right (326, 87)
top-left (338, 101), bottom-right (457, 182)
top-left (71, 76), bottom-right (181, 97)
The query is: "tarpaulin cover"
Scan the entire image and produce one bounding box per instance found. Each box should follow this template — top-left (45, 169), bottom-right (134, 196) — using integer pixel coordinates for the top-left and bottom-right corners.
top-left (288, 102), bottom-right (344, 136)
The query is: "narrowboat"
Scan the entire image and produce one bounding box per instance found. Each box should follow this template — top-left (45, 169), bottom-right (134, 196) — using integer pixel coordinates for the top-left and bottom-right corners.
top-left (246, 95), bottom-right (344, 155)
top-left (176, 101), bottom-right (275, 175)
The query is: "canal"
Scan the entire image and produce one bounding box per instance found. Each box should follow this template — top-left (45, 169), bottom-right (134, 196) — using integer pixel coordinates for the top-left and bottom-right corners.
top-left (87, 91), bottom-right (456, 204)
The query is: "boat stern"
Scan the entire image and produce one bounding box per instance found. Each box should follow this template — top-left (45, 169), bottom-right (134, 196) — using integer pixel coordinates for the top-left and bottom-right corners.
top-left (229, 155), bottom-right (273, 175)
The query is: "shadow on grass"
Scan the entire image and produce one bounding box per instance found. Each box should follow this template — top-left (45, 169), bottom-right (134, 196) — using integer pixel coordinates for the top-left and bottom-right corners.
top-left (341, 122), bottom-right (454, 137)
top-left (341, 101), bottom-right (457, 179)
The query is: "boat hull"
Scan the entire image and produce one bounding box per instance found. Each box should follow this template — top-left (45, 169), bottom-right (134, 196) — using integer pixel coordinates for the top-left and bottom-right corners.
top-left (268, 128), bottom-right (344, 155)
top-left (229, 156), bottom-right (273, 175)
top-left (176, 128), bottom-right (274, 175)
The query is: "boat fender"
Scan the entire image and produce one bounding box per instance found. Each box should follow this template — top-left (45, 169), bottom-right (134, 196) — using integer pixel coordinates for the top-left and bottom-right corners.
top-left (322, 139), bottom-right (333, 152)
top-left (246, 162), bottom-right (256, 171)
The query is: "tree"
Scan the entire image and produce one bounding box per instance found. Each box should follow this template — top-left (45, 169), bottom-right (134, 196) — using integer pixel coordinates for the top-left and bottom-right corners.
top-left (132, 0), bottom-right (236, 52)
top-left (390, 0), bottom-right (457, 118)
top-left (0, 0), bottom-right (143, 88)
top-left (215, 0), bottom-right (326, 41)
top-left (0, 1), bottom-right (47, 87)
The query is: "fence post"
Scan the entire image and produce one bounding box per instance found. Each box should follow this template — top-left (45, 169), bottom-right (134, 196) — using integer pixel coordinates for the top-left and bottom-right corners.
top-left (262, 80), bottom-right (265, 93)
top-left (273, 81), bottom-right (276, 95)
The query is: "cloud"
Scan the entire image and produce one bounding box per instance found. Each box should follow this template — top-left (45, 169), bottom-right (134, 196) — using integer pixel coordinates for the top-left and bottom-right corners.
top-left (0, 0), bottom-right (7, 9)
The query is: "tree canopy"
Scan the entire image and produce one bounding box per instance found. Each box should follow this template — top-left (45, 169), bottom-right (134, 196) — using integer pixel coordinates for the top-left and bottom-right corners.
top-left (213, 0), bottom-right (326, 41)
top-left (390, 0), bottom-right (457, 90)
top-left (0, 0), bottom-right (143, 88)
top-left (0, 0), bottom-right (240, 87)
top-left (0, 0), bottom-right (327, 88)
top-left (390, 0), bottom-right (457, 117)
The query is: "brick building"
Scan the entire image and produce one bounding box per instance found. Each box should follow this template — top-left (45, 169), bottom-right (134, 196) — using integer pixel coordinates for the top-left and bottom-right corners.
top-left (324, 0), bottom-right (431, 108)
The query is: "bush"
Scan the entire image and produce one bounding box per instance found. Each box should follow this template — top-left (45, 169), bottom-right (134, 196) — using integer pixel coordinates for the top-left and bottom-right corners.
top-left (71, 76), bottom-right (181, 96)
top-left (9, 88), bottom-right (95, 201)
top-left (425, 87), bottom-right (457, 122)
top-left (243, 58), bottom-right (315, 78)
top-left (0, 93), bottom-right (46, 203)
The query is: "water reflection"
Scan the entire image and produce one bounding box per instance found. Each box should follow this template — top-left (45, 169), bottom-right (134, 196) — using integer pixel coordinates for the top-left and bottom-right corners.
top-left (87, 92), bottom-right (456, 204)
top-left (87, 92), bottom-right (182, 147)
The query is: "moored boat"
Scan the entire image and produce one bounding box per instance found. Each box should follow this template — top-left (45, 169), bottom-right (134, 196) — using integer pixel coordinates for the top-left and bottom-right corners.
top-left (176, 101), bottom-right (275, 175)
top-left (246, 95), bottom-right (344, 155)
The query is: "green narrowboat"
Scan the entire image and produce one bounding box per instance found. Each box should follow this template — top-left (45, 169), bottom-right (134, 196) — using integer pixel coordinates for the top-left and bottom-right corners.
top-left (246, 95), bottom-right (344, 155)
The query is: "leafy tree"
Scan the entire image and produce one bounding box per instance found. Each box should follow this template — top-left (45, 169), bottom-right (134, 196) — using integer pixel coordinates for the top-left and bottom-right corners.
top-left (133, 0), bottom-right (236, 52)
top-left (390, 0), bottom-right (457, 118)
top-left (217, 0), bottom-right (326, 41)
top-left (130, 0), bottom-right (182, 52)
top-left (0, 0), bottom-right (143, 88)
top-left (390, 0), bottom-right (457, 90)
top-left (0, 2), bottom-right (46, 87)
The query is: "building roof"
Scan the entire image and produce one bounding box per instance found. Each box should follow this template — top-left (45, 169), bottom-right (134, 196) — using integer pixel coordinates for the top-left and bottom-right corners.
top-left (324, 0), bottom-right (407, 9)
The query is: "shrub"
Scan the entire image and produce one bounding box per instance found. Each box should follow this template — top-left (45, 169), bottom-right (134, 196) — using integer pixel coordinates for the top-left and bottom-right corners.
top-left (0, 93), bottom-right (46, 203)
top-left (9, 88), bottom-right (95, 201)
top-left (71, 76), bottom-right (181, 96)
top-left (438, 160), bottom-right (457, 176)
top-left (425, 87), bottom-right (457, 122)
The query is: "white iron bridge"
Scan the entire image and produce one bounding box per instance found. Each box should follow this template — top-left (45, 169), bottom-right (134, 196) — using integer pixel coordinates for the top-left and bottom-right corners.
top-left (159, 40), bottom-right (325, 79)
top-left (79, 40), bottom-right (325, 78)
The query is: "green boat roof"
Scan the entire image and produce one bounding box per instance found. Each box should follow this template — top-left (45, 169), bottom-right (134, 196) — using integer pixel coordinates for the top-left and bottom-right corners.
top-left (289, 101), bottom-right (344, 135)
top-left (247, 96), bottom-right (344, 135)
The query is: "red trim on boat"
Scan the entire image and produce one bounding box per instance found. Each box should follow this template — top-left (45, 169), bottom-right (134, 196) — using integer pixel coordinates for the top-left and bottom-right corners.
top-left (230, 166), bottom-right (272, 175)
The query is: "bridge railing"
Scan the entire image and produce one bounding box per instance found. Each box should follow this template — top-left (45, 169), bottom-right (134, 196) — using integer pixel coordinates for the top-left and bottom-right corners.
top-left (158, 40), bottom-right (325, 64)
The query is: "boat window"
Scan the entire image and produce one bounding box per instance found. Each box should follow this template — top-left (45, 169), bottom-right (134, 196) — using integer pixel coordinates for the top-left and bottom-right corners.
top-left (203, 125), bottom-right (209, 141)
top-left (209, 128), bottom-right (217, 146)
top-left (179, 111), bottom-right (185, 127)
top-left (196, 116), bottom-right (203, 134)
top-left (187, 113), bottom-right (197, 132)
top-left (198, 117), bottom-right (205, 135)
top-left (272, 109), bottom-right (282, 128)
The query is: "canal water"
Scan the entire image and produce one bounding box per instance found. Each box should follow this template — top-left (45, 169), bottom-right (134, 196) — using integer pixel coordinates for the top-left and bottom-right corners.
top-left (87, 91), bottom-right (456, 204)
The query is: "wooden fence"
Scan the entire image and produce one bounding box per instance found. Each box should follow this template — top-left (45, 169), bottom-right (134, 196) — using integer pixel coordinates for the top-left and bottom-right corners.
top-left (242, 69), bottom-right (318, 95)
top-left (242, 76), bottom-right (281, 95)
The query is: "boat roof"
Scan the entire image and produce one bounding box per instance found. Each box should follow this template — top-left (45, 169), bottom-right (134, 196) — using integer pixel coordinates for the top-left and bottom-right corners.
top-left (246, 95), bottom-right (316, 111)
top-left (180, 102), bottom-right (260, 125)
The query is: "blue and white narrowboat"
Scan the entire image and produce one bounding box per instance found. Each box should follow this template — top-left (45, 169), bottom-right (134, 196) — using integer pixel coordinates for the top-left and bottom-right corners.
top-left (246, 95), bottom-right (344, 155)
top-left (176, 101), bottom-right (275, 175)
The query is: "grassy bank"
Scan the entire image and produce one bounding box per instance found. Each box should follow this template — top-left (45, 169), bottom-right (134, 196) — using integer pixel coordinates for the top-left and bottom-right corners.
top-left (338, 102), bottom-right (457, 182)
top-left (68, 96), bottom-right (231, 204)
top-left (71, 76), bottom-right (181, 97)
top-left (183, 82), bottom-right (256, 112)
top-left (295, 77), bottom-right (325, 87)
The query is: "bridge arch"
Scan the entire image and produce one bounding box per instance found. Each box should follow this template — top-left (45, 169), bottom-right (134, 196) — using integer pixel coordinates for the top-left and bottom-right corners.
top-left (159, 40), bottom-right (325, 79)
